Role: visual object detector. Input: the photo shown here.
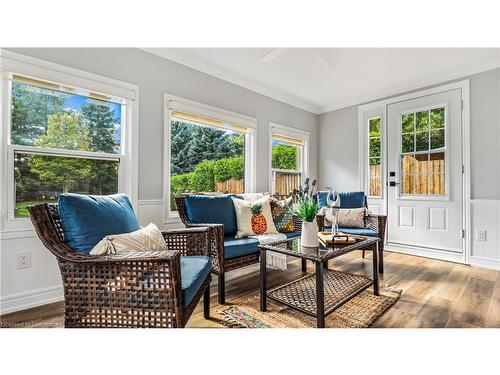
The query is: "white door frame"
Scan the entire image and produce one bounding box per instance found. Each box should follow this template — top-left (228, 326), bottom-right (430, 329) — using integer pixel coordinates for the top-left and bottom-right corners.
top-left (358, 80), bottom-right (470, 264)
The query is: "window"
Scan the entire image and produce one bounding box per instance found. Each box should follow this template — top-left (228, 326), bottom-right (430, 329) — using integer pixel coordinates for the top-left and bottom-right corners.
top-left (368, 117), bottom-right (382, 197)
top-left (0, 54), bottom-right (137, 230)
top-left (270, 125), bottom-right (308, 197)
top-left (165, 96), bottom-right (256, 218)
top-left (400, 107), bottom-right (446, 195)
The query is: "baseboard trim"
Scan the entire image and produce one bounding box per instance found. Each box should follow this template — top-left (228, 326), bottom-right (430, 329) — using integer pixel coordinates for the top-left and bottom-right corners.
top-left (0, 285), bottom-right (63, 315)
top-left (384, 243), bottom-right (465, 264)
top-left (470, 256), bottom-right (500, 271)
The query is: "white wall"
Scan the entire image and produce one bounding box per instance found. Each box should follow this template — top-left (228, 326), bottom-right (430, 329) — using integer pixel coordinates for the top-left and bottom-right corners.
top-left (0, 48), bottom-right (318, 314)
top-left (318, 68), bottom-right (500, 268)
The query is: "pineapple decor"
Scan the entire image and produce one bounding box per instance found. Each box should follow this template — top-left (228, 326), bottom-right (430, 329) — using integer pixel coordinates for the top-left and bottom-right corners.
top-left (250, 203), bottom-right (268, 234)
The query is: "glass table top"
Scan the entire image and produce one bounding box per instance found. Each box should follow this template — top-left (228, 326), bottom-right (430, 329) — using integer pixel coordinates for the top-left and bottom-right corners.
top-left (259, 234), bottom-right (379, 262)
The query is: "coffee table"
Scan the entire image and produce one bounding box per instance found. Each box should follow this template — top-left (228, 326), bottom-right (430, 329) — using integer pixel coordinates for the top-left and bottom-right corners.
top-left (259, 235), bottom-right (380, 328)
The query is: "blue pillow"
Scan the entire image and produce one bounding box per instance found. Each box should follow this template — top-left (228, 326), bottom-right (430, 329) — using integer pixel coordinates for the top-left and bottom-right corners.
top-left (58, 193), bottom-right (141, 254)
top-left (339, 191), bottom-right (366, 208)
top-left (185, 195), bottom-right (237, 235)
top-left (316, 191), bottom-right (329, 208)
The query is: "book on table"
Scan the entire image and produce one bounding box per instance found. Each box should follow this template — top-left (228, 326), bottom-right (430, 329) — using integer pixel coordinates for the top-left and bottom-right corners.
top-left (317, 231), bottom-right (356, 246)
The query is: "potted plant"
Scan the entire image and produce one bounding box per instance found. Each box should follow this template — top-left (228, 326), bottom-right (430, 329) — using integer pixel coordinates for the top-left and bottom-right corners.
top-left (292, 178), bottom-right (319, 247)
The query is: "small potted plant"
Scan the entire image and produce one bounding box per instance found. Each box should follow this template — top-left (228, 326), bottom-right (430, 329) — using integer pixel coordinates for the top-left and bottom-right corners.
top-left (292, 178), bottom-right (319, 247)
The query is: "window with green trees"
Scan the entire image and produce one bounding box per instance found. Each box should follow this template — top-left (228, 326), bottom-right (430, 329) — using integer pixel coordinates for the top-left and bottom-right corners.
top-left (271, 132), bottom-right (305, 196)
top-left (368, 117), bottom-right (382, 197)
top-left (9, 76), bottom-right (124, 218)
top-left (169, 111), bottom-right (247, 211)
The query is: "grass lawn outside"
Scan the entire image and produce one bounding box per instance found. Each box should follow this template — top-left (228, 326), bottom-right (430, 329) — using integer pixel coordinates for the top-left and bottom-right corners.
top-left (15, 199), bottom-right (57, 218)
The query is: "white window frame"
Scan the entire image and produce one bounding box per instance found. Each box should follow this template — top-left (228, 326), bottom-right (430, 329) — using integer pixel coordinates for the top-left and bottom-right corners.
top-left (269, 122), bottom-right (309, 195)
top-left (0, 49), bottom-right (139, 238)
top-left (163, 94), bottom-right (257, 223)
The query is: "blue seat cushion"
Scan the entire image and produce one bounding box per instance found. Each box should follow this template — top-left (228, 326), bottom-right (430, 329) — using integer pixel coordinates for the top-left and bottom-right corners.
top-left (185, 195), bottom-right (237, 235)
top-left (284, 231), bottom-right (301, 239)
top-left (224, 236), bottom-right (260, 259)
top-left (324, 227), bottom-right (378, 237)
top-left (339, 191), bottom-right (366, 208)
top-left (180, 255), bottom-right (212, 307)
top-left (58, 193), bottom-right (140, 254)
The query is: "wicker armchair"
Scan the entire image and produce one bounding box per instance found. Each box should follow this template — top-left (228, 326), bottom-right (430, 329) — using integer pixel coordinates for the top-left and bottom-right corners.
top-left (175, 194), bottom-right (302, 304)
top-left (316, 196), bottom-right (387, 274)
top-left (28, 203), bottom-right (212, 328)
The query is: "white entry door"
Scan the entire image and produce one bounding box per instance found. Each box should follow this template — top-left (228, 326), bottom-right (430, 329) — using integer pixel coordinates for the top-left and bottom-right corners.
top-left (386, 89), bottom-right (464, 256)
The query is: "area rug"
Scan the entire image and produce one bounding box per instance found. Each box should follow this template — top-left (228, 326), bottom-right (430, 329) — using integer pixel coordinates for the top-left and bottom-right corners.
top-left (218, 285), bottom-right (402, 328)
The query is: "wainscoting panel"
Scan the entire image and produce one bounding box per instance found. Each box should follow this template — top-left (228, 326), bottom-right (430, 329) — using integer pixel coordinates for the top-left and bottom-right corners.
top-left (470, 199), bottom-right (500, 270)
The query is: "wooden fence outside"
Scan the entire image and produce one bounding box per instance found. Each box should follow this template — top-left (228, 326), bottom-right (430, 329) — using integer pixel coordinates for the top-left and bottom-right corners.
top-left (215, 178), bottom-right (244, 193)
top-left (272, 171), bottom-right (301, 196)
top-left (401, 155), bottom-right (445, 195)
top-left (369, 155), bottom-right (445, 196)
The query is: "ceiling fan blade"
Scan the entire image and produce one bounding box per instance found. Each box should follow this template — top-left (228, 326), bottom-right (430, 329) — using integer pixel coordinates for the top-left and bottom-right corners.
top-left (259, 48), bottom-right (289, 63)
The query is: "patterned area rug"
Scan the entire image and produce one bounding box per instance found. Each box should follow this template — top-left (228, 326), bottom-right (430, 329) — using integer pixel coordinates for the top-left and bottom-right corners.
top-left (218, 285), bottom-right (402, 328)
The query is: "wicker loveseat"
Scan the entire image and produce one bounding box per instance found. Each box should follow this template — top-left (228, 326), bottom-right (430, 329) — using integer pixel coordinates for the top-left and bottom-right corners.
top-left (28, 202), bottom-right (212, 328)
top-left (315, 191), bottom-right (387, 274)
top-left (175, 194), bottom-right (302, 304)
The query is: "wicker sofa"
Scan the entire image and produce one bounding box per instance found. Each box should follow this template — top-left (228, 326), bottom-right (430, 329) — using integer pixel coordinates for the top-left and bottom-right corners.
top-left (28, 202), bottom-right (212, 328)
top-left (176, 194), bottom-right (302, 304)
top-left (315, 191), bottom-right (387, 274)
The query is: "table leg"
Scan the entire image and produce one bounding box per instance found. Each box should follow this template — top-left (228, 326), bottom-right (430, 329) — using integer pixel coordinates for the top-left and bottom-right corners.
top-left (260, 248), bottom-right (267, 311)
top-left (316, 262), bottom-right (325, 328)
top-left (301, 258), bottom-right (307, 272)
top-left (373, 242), bottom-right (380, 296)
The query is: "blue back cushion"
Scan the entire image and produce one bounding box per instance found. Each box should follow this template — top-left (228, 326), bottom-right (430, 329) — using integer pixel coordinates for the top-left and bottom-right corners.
top-left (339, 191), bottom-right (366, 208)
top-left (317, 191), bottom-right (366, 209)
top-left (59, 193), bottom-right (140, 254)
top-left (185, 195), bottom-right (237, 235)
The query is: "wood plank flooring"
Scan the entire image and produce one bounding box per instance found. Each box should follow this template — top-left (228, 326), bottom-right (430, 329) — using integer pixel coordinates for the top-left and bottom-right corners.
top-left (2, 250), bottom-right (500, 328)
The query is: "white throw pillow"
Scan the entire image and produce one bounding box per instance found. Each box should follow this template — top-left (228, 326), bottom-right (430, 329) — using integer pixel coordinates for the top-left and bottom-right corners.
top-left (90, 223), bottom-right (167, 255)
top-left (231, 196), bottom-right (278, 238)
top-left (320, 207), bottom-right (366, 229)
top-left (237, 192), bottom-right (267, 202)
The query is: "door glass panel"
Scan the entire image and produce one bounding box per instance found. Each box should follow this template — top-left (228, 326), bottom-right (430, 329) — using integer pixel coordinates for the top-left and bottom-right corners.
top-left (416, 111), bottom-right (429, 132)
top-left (430, 107), bottom-right (445, 129)
top-left (431, 129), bottom-right (445, 149)
top-left (399, 107), bottom-right (446, 196)
top-left (401, 113), bottom-right (414, 133)
top-left (401, 133), bottom-right (414, 153)
top-left (415, 131), bottom-right (429, 151)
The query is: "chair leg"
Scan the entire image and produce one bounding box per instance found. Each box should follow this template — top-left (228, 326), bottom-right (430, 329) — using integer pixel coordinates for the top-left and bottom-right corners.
top-left (218, 273), bottom-right (225, 305)
top-left (378, 247), bottom-right (384, 274)
top-left (362, 249), bottom-right (366, 258)
top-left (203, 284), bottom-right (210, 319)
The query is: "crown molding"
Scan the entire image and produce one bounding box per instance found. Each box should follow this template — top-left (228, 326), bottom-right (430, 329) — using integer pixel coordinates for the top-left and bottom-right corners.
top-left (318, 56), bottom-right (500, 114)
top-left (141, 48), bottom-right (500, 116)
top-left (141, 48), bottom-right (320, 114)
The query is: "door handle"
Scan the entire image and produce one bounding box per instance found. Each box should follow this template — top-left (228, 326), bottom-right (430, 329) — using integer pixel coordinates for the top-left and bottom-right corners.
top-left (389, 181), bottom-right (400, 187)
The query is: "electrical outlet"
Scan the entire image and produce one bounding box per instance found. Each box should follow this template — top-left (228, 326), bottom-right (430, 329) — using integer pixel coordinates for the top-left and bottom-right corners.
top-left (16, 251), bottom-right (31, 269)
top-left (476, 230), bottom-right (487, 241)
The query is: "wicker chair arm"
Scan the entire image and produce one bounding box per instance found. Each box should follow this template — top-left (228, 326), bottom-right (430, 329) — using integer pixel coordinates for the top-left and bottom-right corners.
top-left (162, 227), bottom-right (211, 256)
top-left (58, 250), bottom-right (184, 327)
top-left (185, 223), bottom-right (224, 273)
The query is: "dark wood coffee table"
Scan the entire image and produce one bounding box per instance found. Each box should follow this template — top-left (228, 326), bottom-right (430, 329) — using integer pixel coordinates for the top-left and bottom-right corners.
top-left (259, 235), bottom-right (380, 328)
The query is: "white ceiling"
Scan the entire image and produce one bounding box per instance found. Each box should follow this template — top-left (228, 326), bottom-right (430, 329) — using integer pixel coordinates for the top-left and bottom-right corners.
top-left (143, 48), bottom-right (500, 114)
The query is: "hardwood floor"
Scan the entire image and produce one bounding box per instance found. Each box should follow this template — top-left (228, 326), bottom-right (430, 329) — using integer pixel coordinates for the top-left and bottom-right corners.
top-left (2, 250), bottom-right (500, 328)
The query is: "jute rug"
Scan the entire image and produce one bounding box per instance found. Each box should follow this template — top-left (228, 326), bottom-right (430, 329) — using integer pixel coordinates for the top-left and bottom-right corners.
top-left (217, 285), bottom-right (402, 328)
